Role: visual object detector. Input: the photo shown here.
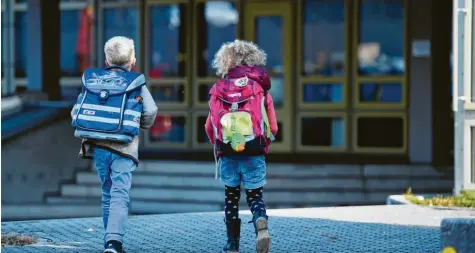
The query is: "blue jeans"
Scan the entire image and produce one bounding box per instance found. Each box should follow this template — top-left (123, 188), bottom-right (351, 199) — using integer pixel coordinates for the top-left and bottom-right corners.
top-left (93, 148), bottom-right (136, 244)
top-left (218, 155), bottom-right (267, 189)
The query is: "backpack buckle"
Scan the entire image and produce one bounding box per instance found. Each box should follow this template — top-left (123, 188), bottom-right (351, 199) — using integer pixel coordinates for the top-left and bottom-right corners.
top-left (231, 102), bottom-right (238, 111)
top-left (99, 89), bottom-right (109, 104)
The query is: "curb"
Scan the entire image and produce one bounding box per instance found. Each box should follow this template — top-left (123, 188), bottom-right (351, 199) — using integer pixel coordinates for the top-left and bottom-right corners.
top-left (441, 218), bottom-right (475, 253)
top-left (386, 194), bottom-right (422, 205)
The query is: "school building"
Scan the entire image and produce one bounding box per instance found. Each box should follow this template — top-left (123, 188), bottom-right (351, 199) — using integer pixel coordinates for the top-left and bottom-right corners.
top-left (2, 0), bottom-right (467, 219)
top-left (1, 0), bottom-right (455, 165)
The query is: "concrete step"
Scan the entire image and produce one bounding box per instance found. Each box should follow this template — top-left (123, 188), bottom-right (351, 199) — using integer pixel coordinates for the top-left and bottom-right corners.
top-left (1, 204), bottom-right (101, 221)
top-left (76, 172), bottom-right (363, 190)
top-left (45, 197), bottom-right (223, 214)
top-left (136, 161), bottom-right (452, 179)
top-left (135, 161), bottom-right (364, 178)
top-left (60, 184), bottom-right (379, 205)
top-left (76, 171), bottom-right (452, 192)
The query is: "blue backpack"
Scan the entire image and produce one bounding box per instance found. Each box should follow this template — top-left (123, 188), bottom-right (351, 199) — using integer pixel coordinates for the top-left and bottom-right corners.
top-left (72, 66), bottom-right (146, 143)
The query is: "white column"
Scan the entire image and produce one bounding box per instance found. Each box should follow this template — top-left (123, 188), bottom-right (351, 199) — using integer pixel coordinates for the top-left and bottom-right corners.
top-left (453, 0), bottom-right (475, 195)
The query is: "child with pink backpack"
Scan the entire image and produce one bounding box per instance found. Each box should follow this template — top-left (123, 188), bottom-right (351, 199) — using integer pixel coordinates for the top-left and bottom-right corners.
top-left (205, 40), bottom-right (278, 253)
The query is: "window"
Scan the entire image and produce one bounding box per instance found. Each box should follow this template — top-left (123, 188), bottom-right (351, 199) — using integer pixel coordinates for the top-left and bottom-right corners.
top-left (303, 83), bottom-right (343, 103)
top-left (2, 8), bottom-right (5, 79)
top-left (299, 0), bottom-right (347, 110)
top-left (300, 116), bottom-right (345, 148)
top-left (60, 9), bottom-right (84, 77)
top-left (354, 114), bottom-right (406, 151)
top-left (103, 7), bottom-right (139, 70)
top-left (358, 82), bottom-right (402, 103)
top-left (148, 4), bottom-right (187, 78)
top-left (196, 115), bottom-right (210, 144)
top-left (14, 11), bottom-right (27, 78)
top-left (255, 16), bottom-right (284, 108)
top-left (148, 115), bottom-right (186, 143)
top-left (302, 0), bottom-right (345, 76)
top-left (198, 83), bottom-right (213, 103)
top-left (150, 84), bottom-right (185, 103)
top-left (357, 0), bottom-right (405, 76)
top-left (196, 1), bottom-right (238, 77)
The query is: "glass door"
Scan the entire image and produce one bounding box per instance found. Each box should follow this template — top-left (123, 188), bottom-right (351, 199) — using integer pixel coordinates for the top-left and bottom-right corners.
top-left (244, 1), bottom-right (293, 152)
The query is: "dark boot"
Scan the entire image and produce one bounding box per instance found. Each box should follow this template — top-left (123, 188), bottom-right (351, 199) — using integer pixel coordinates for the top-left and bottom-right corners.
top-left (223, 218), bottom-right (241, 253)
top-left (252, 212), bottom-right (270, 253)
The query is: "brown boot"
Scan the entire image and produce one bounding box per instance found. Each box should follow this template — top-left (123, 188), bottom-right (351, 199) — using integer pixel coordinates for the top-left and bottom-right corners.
top-left (252, 213), bottom-right (270, 253)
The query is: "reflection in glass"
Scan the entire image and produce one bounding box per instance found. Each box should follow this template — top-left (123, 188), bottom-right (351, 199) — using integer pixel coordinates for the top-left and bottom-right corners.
top-left (301, 117), bottom-right (344, 147)
top-left (61, 10), bottom-right (82, 77)
top-left (149, 115), bottom-right (186, 143)
top-left (104, 8), bottom-right (139, 71)
top-left (359, 82), bottom-right (402, 103)
top-left (197, 1), bottom-right (238, 77)
top-left (358, 0), bottom-right (404, 76)
top-left (256, 16), bottom-right (284, 107)
top-left (303, 83), bottom-right (343, 103)
top-left (75, 7), bottom-right (93, 75)
top-left (197, 116), bottom-right (210, 143)
top-left (303, 0), bottom-right (345, 76)
top-left (15, 11), bottom-right (27, 78)
top-left (198, 83), bottom-right (213, 102)
top-left (150, 85), bottom-right (185, 103)
top-left (357, 117), bottom-right (403, 148)
top-left (149, 4), bottom-right (187, 78)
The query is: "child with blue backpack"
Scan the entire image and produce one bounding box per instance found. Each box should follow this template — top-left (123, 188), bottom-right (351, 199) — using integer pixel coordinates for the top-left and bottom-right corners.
top-left (71, 36), bottom-right (157, 253)
top-left (205, 40), bottom-right (278, 253)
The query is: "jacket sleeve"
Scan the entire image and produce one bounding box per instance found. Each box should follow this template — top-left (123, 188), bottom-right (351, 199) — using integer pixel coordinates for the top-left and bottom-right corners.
top-left (265, 93), bottom-right (278, 137)
top-left (205, 112), bottom-right (215, 144)
top-left (140, 85), bottom-right (158, 130)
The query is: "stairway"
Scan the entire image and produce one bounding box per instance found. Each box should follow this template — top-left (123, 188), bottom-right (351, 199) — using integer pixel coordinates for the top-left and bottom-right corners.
top-left (44, 161), bottom-right (454, 216)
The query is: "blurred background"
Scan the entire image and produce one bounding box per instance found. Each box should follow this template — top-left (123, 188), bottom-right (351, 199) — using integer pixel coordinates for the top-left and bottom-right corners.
top-left (1, 0), bottom-right (455, 221)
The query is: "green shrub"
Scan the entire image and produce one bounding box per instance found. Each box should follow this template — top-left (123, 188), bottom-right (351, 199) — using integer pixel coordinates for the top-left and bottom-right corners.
top-left (404, 188), bottom-right (475, 208)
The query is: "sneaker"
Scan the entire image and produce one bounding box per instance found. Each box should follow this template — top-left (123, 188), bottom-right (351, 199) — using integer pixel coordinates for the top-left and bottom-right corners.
top-left (104, 240), bottom-right (125, 253)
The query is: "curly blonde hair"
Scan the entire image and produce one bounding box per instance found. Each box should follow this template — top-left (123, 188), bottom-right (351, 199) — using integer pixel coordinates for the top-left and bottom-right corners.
top-left (212, 39), bottom-right (267, 78)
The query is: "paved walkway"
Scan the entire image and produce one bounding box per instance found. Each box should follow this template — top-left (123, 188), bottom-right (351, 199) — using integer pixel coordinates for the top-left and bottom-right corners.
top-left (2, 205), bottom-right (474, 253)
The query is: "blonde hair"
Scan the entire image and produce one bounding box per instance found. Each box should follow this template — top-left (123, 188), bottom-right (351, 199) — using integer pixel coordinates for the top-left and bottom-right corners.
top-left (104, 36), bottom-right (135, 66)
top-left (212, 39), bottom-right (267, 77)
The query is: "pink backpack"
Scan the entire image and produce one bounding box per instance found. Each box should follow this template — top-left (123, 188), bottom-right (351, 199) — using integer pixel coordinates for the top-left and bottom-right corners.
top-left (209, 76), bottom-right (272, 154)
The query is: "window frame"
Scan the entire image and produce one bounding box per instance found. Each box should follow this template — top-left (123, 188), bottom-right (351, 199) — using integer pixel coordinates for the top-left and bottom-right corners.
top-left (192, 0), bottom-right (241, 109)
top-left (243, 1), bottom-right (294, 153)
top-left (296, 111), bottom-right (348, 152)
top-left (144, 0), bottom-right (191, 109)
top-left (352, 0), bottom-right (408, 109)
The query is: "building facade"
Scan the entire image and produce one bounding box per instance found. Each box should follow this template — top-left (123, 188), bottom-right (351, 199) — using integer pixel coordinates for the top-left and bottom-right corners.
top-left (1, 0), bottom-right (454, 165)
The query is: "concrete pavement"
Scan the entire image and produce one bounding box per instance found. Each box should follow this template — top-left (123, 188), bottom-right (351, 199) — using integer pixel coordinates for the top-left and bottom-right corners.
top-left (2, 205), bottom-right (474, 253)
